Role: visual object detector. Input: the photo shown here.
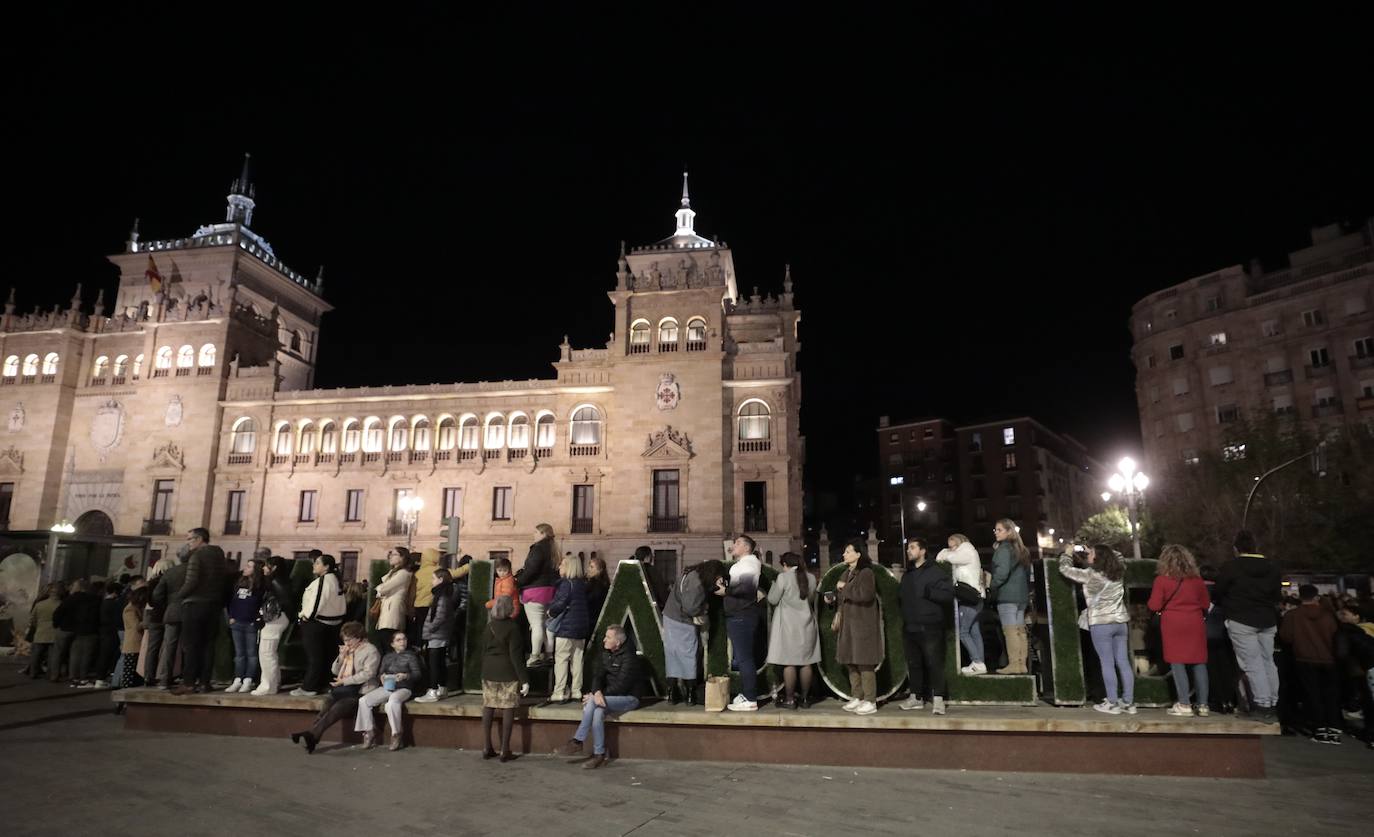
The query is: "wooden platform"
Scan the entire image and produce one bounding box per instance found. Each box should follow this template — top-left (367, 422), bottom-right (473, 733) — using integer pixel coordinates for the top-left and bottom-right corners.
top-left (112, 688), bottom-right (1276, 778)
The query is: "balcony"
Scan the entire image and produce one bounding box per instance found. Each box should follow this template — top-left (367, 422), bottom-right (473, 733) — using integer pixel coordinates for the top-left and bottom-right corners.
top-left (89, 376), bottom-right (107, 387)
top-left (570, 444), bottom-right (600, 457)
top-left (227, 453), bottom-right (253, 465)
top-left (744, 512), bottom-right (769, 532)
top-left (628, 342), bottom-right (650, 355)
top-left (270, 454), bottom-right (290, 466)
top-left (433, 450), bottom-right (452, 462)
top-left (363, 452), bottom-right (381, 464)
top-left (686, 340), bottom-right (707, 352)
top-left (1263, 369), bottom-right (1293, 387)
top-left (1351, 354), bottom-right (1374, 371)
top-left (142, 519), bottom-right (172, 536)
top-left (410, 450), bottom-right (429, 463)
top-left (738, 439), bottom-right (771, 453)
top-left (386, 451), bottom-right (404, 463)
top-left (196, 366), bottom-right (214, 376)
top-left (175, 367), bottom-right (190, 377)
top-left (1312, 401), bottom-right (1343, 418)
top-left (571, 518), bottom-right (594, 534)
top-left (648, 515), bottom-right (686, 533)
top-left (21, 375), bottom-right (35, 384)
top-left (316, 453), bottom-right (334, 464)
top-left (507, 448), bottom-right (528, 462)
top-left (658, 341), bottom-right (679, 353)
top-left (224, 520), bottom-right (243, 536)
top-left (152, 368), bottom-right (169, 378)
top-left (387, 519), bottom-right (406, 536)
top-left (482, 449), bottom-right (501, 462)
top-left (535, 447), bottom-right (552, 460)
top-left (293, 454), bottom-right (311, 465)
top-left (112, 375), bottom-right (126, 385)
top-left (40, 374), bottom-right (55, 384)
top-left (458, 449), bottom-right (477, 461)
top-left (339, 453), bottom-right (357, 464)
top-left (1305, 365), bottom-right (1333, 380)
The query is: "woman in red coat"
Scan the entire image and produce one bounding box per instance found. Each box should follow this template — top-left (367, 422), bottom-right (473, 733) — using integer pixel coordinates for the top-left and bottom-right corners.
top-left (1149, 545), bottom-right (1211, 717)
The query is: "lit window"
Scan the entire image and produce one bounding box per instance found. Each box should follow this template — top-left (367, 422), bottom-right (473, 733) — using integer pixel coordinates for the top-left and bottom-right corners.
top-left (536, 413), bottom-right (556, 448)
top-left (658, 318), bottom-right (679, 346)
top-left (363, 419), bottom-right (384, 452)
top-left (155, 346), bottom-right (173, 369)
top-left (571, 406), bottom-right (602, 445)
top-left (686, 317), bottom-right (707, 344)
top-left (176, 345), bottom-right (194, 368)
top-left (113, 355), bottom-right (128, 377)
top-left (42, 353), bottom-right (59, 375)
top-left (132, 354), bottom-right (144, 378)
top-left (93, 356), bottom-right (110, 378)
top-left (2, 355), bottom-right (17, 377)
top-left (320, 422), bottom-right (337, 453)
top-left (739, 401), bottom-right (771, 441)
top-left (413, 418), bottom-right (431, 451)
top-left (389, 419), bottom-right (408, 451)
top-left (231, 418), bottom-right (257, 454)
top-left (459, 417), bottom-right (479, 450)
top-left (299, 422), bottom-right (316, 454)
top-left (198, 344), bottom-right (216, 367)
top-left (1002, 427), bottom-right (1015, 446)
top-left (436, 417), bottom-right (457, 450)
top-left (342, 420), bottom-right (361, 453)
top-left (484, 415), bottom-right (505, 449)
top-left (1209, 332), bottom-right (1227, 346)
top-left (509, 414), bottom-right (530, 449)
top-left (1222, 443), bottom-right (1247, 461)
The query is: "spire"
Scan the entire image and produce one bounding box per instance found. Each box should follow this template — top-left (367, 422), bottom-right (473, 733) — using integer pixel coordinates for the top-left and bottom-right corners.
top-left (128, 218), bottom-right (141, 252)
top-left (783, 264), bottom-right (793, 294)
top-left (69, 284), bottom-right (83, 310)
top-left (93, 288), bottom-right (106, 318)
top-left (616, 240), bottom-right (629, 290)
top-left (315, 265), bottom-right (325, 294)
top-left (674, 170), bottom-right (697, 238)
top-left (226, 153), bottom-right (256, 226)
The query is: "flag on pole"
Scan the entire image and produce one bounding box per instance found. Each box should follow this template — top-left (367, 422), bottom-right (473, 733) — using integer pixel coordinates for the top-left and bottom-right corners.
top-left (145, 255), bottom-right (163, 295)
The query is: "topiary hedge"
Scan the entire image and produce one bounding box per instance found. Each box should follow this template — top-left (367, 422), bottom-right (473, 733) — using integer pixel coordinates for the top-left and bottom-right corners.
top-left (462, 559), bottom-right (493, 694)
top-left (587, 560), bottom-right (666, 697)
top-left (938, 562), bottom-right (1037, 704)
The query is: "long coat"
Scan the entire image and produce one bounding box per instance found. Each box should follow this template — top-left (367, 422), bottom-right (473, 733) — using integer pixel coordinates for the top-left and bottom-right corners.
top-left (834, 565), bottom-right (882, 667)
top-left (766, 569), bottom-right (821, 665)
top-left (374, 568), bottom-right (413, 632)
top-left (1149, 575), bottom-right (1209, 664)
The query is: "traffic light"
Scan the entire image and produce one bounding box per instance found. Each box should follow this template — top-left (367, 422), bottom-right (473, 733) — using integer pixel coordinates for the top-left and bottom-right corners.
top-left (440, 516), bottom-right (461, 557)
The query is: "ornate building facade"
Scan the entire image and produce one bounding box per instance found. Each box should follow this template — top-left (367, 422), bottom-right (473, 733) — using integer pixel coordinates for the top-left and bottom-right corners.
top-left (0, 166), bottom-right (804, 581)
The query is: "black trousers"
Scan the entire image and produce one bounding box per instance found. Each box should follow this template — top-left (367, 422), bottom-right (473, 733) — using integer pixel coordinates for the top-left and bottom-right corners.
top-left (179, 602), bottom-right (221, 689)
top-left (309, 692), bottom-right (360, 740)
top-left (96, 631), bottom-right (121, 681)
top-left (301, 621), bottom-right (340, 693)
top-left (1296, 662), bottom-right (1341, 729)
top-left (903, 624), bottom-right (947, 700)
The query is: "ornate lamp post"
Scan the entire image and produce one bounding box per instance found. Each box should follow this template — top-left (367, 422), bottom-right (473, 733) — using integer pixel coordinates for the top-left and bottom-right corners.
top-left (398, 495), bottom-right (424, 550)
top-left (1105, 457), bottom-right (1149, 561)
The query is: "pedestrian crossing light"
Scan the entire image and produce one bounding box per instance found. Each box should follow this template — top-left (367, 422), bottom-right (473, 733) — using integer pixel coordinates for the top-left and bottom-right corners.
top-left (440, 516), bottom-right (460, 556)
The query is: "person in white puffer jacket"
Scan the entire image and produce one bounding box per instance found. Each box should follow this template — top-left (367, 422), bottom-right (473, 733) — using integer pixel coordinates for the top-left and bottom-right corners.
top-left (937, 535), bottom-right (987, 675)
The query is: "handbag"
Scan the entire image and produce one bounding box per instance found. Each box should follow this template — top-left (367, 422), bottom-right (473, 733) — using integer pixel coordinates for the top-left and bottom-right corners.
top-left (331, 683), bottom-right (362, 700)
top-left (368, 597), bottom-right (383, 622)
top-left (954, 581), bottom-right (983, 606)
top-left (1077, 584), bottom-right (1107, 631)
top-left (1149, 579), bottom-right (1184, 633)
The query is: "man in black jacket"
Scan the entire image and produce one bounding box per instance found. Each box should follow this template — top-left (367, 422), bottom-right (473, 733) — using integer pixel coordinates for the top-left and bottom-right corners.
top-left (554, 625), bottom-right (642, 769)
top-left (153, 547), bottom-right (190, 688)
top-left (1214, 530), bottom-right (1282, 721)
top-left (173, 529), bottom-right (227, 695)
top-left (897, 538), bottom-right (955, 715)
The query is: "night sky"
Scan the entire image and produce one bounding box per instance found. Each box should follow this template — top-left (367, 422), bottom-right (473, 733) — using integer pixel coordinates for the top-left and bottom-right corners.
top-left (8, 8), bottom-right (1372, 523)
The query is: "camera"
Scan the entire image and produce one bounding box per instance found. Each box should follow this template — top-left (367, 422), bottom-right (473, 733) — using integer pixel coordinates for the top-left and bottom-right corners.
top-left (1072, 544), bottom-right (1087, 554)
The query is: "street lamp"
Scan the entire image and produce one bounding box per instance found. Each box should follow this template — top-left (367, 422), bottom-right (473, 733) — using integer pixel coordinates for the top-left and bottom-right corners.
top-left (898, 498), bottom-right (928, 546)
top-left (397, 495), bottom-right (424, 549)
top-left (49, 521), bottom-right (76, 534)
top-left (1106, 457), bottom-right (1149, 561)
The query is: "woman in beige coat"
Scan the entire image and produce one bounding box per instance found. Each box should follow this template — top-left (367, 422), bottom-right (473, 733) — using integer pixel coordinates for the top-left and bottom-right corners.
top-left (372, 546), bottom-right (413, 650)
top-left (833, 538), bottom-right (882, 715)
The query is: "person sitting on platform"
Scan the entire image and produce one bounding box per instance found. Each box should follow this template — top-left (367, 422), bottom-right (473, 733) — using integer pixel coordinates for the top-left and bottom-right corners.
top-left (355, 631), bottom-right (422, 751)
top-left (554, 624), bottom-right (643, 769)
top-left (480, 595), bottom-right (530, 762)
top-left (766, 552), bottom-right (821, 710)
top-left (290, 621), bottom-right (380, 754)
top-left (898, 538), bottom-right (955, 714)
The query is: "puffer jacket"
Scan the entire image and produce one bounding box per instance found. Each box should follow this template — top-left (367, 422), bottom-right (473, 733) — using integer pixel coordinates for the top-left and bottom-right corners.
top-left (937, 541), bottom-right (984, 594)
top-left (373, 566), bottom-right (413, 631)
top-left (1215, 553), bottom-right (1281, 630)
top-left (1057, 555), bottom-right (1128, 625)
top-left (377, 649), bottom-right (423, 686)
top-left (179, 545), bottom-right (228, 606)
top-left (421, 581), bottom-right (458, 643)
top-left (548, 577), bottom-right (591, 640)
top-left (412, 548), bottom-right (443, 609)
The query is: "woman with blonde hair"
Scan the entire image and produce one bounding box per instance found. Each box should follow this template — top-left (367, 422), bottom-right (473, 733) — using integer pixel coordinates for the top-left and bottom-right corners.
top-left (988, 519), bottom-right (1032, 674)
top-left (1150, 544), bottom-right (1211, 717)
top-left (546, 556), bottom-right (592, 704)
top-left (938, 533), bottom-right (987, 675)
top-left (515, 523), bottom-right (559, 667)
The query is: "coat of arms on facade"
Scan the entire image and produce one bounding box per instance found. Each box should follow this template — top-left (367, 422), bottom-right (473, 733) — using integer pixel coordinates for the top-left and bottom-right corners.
top-left (656, 373), bottom-right (681, 411)
top-left (165, 395), bottom-right (183, 427)
top-left (89, 399), bottom-right (125, 463)
top-left (7, 402), bottom-right (23, 433)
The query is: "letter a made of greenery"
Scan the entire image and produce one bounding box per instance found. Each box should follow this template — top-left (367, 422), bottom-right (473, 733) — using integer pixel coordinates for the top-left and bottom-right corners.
top-left (704, 562), bottom-right (779, 696)
top-left (462, 558), bottom-right (494, 694)
top-left (586, 559), bottom-right (668, 697)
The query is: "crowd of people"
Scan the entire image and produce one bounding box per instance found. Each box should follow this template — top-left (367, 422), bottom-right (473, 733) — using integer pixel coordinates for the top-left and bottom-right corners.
top-left (18, 520), bottom-right (1374, 758)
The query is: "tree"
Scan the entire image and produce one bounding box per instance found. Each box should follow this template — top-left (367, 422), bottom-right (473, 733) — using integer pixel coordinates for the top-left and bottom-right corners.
top-left (1075, 507), bottom-right (1162, 559)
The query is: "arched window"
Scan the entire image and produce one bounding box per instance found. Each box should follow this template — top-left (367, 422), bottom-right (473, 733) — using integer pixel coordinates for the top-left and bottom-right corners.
top-left (509, 414), bottom-right (530, 449)
top-left (459, 416), bottom-right (479, 450)
top-left (113, 355), bottom-right (129, 377)
top-left (231, 418), bottom-right (257, 454)
top-left (298, 422), bottom-right (316, 455)
top-left (290, 330), bottom-right (303, 353)
top-left (3, 355), bottom-right (18, 377)
top-left (484, 414), bottom-right (505, 449)
top-left (389, 418), bottom-right (409, 451)
top-left (536, 413), bottom-right (556, 449)
top-left (413, 417), bottom-right (431, 451)
top-left (363, 418), bottom-right (384, 452)
top-left (22, 354), bottom-right (39, 375)
top-left (93, 356), bottom-right (110, 379)
top-left (320, 421), bottom-right (338, 454)
top-left (658, 318), bottom-right (679, 347)
top-left (155, 347), bottom-right (173, 369)
top-left (198, 344), bottom-right (216, 367)
top-left (436, 417), bottom-right (457, 451)
top-left (274, 423), bottom-right (293, 455)
top-left (571, 405), bottom-right (602, 446)
top-left (132, 354), bottom-right (144, 379)
top-left (629, 320), bottom-right (650, 353)
top-left (738, 400), bottom-right (771, 441)
top-left (42, 353), bottom-right (59, 375)
top-left (176, 345), bottom-right (194, 368)
top-left (342, 420), bottom-right (361, 453)
top-left (687, 317), bottom-right (707, 345)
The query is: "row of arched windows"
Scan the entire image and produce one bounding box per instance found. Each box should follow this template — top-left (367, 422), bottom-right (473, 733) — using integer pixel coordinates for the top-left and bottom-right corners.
top-left (91, 354), bottom-right (144, 381)
top-left (2, 353), bottom-right (60, 378)
top-left (629, 317), bottom-right (708, 352)
top-left (152, 344), bottom-right (216, 369)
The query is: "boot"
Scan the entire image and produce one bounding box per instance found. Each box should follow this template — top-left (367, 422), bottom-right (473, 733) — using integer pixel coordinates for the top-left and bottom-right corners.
top-left (683, 679), bottom-right (697, 706)
top-left (996, 626), bottom-right (1028, 674)
top-left (667, 679), bottom-right (681, 705)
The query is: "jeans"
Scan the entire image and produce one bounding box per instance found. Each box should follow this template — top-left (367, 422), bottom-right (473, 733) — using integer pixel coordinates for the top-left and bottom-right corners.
top-left (1225, 621), bottom-right (1279, 708)
top-left (256, 615), bottom-right (289, 693)
top-left (1089, 622), bottom-right (1134, 704)
top-left (230, 621), bottom-right (260, 681)
top-left (957, 602), bottom-right (984, 664)
top-left (726, 610), bottom-right (761, 701)
top-left (50, 629), bottom-right (74, 680)
top-left (157, 623), bottom-right (182, 685)
top-left (524, 602), bottom-right (553, 663)
top-left (902, 625), bottom-right (946, 700)
top-left (356, 686), bottom-right (412, 734)
top-left (1170, 662), bottom-right (1209, 706)
top-left (574, 695), bottom-right (639, 755)
top-left (554, 637), bottom-right (586, 700)
top-left (179, 602), bottom-right (220, 689)
top-left (69, 635), bottom-right (99, 682)
top-left (996, 603), bottom-right (1026, 626)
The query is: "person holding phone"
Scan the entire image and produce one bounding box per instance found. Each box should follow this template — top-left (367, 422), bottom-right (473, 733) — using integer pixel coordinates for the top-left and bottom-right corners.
top-left (715, 535), bottom-right (764, 712)
top-left (1059, 544), bottom-right (1134, 715)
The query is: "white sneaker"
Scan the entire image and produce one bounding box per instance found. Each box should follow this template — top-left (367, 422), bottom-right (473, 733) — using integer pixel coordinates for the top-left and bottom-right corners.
top-left (854, 701), bottom-right (878, 715)
top-left (960, 662), bottom-right (987, 675)
top-left (842, 697), bottom-right (862, 712)
top-left (1119, 701), bottom-right (1138, 715)
top-left (93, 680), bottom-right (110, 689)
top-left (435, 687), bottom-right (447, 700)
top-left (249, 685), bottom-right (273, 696)
top-left (414, 689), bottom-right (439, 704)
top-left (898, 695), bottom-right (924, 711)
top-left (226, 678), bottom-right (243, 693)
top-left (1167, 703), bottom-right (1194, 717)
top-left (727, 700), bottom-right (758, 712)
top-left (1092, 699), bottom-right (1122, 715)
top-left (932, 697), bottom-right (946, 716)
top-left (289, 688), bottom-right (318, 697)
top-left (239, 680), bottom-right (254, 694)
top-left (731, 694), bottom-right (748, 706)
